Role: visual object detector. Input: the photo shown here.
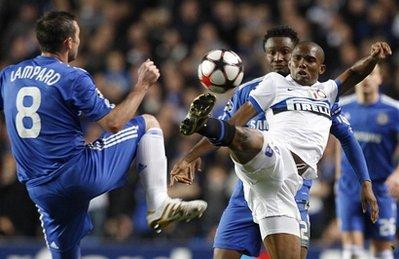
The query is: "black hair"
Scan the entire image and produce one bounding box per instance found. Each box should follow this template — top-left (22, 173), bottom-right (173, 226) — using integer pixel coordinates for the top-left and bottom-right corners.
top-left (262, 25), bottom-right (299, 52)
top-left (36, 11), bottom-right (77, 53)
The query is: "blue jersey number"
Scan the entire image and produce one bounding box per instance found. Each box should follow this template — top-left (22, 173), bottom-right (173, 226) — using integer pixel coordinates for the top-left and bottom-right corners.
top-left (16, 86), bottom-right (41, 138)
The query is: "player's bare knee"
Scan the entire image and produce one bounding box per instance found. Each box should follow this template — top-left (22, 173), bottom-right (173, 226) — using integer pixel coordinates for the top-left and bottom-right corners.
top-left (232, 128), bottom-right (248, 151)
top-left (142, 114), bottom-right (160, 130)
top-left (233, 128), bottom-right (263, 152)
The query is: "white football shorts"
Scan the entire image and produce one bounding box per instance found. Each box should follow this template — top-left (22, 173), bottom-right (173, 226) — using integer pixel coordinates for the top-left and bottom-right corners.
top-left (232, 130), bottom-right (303, 239)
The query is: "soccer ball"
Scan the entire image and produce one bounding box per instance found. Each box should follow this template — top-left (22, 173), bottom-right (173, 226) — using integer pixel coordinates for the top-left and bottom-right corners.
top-left (198, 49), bottom-right (244, 94)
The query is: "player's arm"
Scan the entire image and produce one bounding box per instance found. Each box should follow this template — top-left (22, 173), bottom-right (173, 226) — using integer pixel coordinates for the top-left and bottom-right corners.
top-left (330, 105), bottom-right (370, 183)
top-left (97, 60), bottom-right (159, 133)
top-left (330, 109), bottom-right (379, 222)
top-left (227, 101), bottom-right (258, 125)
top-left (336, 42), bottom-right (391, 95)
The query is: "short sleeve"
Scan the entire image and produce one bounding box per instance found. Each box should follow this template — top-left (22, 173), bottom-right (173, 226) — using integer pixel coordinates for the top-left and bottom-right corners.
top-left (326, 79), bottom-right (339, 105)
top-left (71, 73), bottom-right (114, 121)
top-left (248, 74), bottom-right (276, 114)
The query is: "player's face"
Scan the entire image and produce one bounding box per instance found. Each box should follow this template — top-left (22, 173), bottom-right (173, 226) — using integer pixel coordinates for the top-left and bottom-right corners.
top-left (356, 65), bottom-right (382, 95)
top-left (289, 44), bottom-right (325, 86)
top-left (68, 21), bottom-right (80, 62)
top-left (264, 37), bottom-right (294, 76)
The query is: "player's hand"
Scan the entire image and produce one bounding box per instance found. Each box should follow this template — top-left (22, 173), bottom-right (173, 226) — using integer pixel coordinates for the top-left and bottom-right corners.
top-left (137, 59), bottom-right (160, 88)
top-left (370, 42), bottom-right (392, 60)
top-left (385, 169), bottom-right (399, 199)
top-left (360, 180), bottom-right (379, 223)
top-left (170, 158), bottom-right (202, 186)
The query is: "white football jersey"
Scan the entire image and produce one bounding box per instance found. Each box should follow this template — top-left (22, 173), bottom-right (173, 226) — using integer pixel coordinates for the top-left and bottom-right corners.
top-left (249, 72), bottom-right (339, 179)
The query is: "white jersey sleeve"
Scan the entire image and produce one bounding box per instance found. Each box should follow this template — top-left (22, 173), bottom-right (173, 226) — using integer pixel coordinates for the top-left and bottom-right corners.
top-left (324, 79), bottom-right (339, 105)
top-left (248, 73), bottom-right (277, 114)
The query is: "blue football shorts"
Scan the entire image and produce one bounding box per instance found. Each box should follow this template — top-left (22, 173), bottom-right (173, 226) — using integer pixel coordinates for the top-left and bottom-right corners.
top-left (26, 116), bottom-right (146, 254)
top-left (336, 180), bottom-right (397, 241)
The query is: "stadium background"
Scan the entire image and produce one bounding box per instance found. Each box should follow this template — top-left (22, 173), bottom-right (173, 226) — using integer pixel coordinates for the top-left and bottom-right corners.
top-left (0, 0), bottom-right (399, 258)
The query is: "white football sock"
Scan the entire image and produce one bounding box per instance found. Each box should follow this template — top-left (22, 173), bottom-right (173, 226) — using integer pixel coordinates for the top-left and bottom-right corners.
top-left (137, 127), bottom-right (168, 212)
top-left (342, 245), bottom-right (353, 259)
top-left (352, 245), bottom-right (366, 258)
top-left (343, 245), bottom-right (366, 259)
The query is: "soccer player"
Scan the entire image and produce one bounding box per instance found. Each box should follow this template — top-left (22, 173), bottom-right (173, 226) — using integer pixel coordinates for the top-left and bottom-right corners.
top-left (0, 11), bottom-right (207, 259)
top-left (210, 26), bottom-right (376, 259)
top-left (336, 65), bottom-right (399, 259)
top-left (173, 41), bottom-right (390, 259)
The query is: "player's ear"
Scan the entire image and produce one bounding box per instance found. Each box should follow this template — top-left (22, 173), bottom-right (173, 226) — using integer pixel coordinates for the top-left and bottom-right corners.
top-left (65, 37), bottom-right (73, 50)
top-left (319, 64), bottom-right (326, 75)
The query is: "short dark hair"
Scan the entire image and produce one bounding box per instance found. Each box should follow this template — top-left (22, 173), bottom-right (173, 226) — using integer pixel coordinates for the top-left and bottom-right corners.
top-left (262, 25), bottom-right (299, 52)
top-left (296, 41), bottom-right (325, 62)
top-left (36, 11), bottom-right (77, 53)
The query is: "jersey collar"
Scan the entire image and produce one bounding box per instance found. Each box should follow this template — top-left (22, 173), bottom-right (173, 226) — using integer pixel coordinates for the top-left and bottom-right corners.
top-left (36, 55), bottom-right (63, 64)
top-left (285, 74), bottom-right (320, 87)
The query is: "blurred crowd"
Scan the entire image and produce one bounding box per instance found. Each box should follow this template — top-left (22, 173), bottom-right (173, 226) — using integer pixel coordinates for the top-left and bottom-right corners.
top-left (0, 0), bottom-right (399, 248)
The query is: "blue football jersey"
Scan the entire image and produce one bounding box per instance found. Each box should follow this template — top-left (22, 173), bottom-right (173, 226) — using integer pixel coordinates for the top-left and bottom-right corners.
top-left (340, 94), bottom-right (399, 182)
top-left (0, 55), bottom-right (113, 186)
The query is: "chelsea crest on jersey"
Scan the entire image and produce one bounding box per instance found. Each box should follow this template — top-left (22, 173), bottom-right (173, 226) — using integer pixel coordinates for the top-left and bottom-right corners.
top-left (249, 72), bottom-right (339, 179)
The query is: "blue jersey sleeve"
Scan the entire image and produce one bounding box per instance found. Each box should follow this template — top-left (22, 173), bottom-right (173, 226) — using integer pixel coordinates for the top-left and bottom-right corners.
top-left (330, 106), bottom-right (371, 182)
top-left (71, 73), bottom-right (113, 121)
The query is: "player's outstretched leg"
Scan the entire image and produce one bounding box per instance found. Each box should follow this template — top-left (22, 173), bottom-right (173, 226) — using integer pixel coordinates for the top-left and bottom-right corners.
top-left (181, 93), bottom-right (264, 164)
top-left (138, 114), bottom-right (207, 233)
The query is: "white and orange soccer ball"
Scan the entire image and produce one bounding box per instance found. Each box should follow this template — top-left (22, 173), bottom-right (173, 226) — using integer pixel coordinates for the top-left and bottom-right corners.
top-left (197, 49), bottom-right (244, 94)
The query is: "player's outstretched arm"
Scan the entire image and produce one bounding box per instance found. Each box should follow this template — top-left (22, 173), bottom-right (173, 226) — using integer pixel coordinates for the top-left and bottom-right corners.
top-left (97, 60), bottom-right (160, 133)
top-left (330, 110), bottom-right (379, 222)
top-left (336, 42), bottom-right (391, 95)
